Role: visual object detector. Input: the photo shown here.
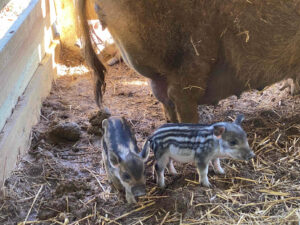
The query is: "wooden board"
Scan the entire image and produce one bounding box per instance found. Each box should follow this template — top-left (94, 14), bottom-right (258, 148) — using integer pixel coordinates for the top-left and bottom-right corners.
top-left (0, 0), bottom-right (54, 131)
top-left (0, 42), bottom-right (59, 187)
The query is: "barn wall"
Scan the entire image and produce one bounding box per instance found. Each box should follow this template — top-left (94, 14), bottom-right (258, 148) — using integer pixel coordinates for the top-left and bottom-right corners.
top-left (0, 0), bottom-right (59, 186)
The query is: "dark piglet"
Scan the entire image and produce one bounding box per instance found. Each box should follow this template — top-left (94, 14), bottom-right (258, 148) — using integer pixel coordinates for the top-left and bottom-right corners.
top-left (102, 117), bottom-right (149, 203)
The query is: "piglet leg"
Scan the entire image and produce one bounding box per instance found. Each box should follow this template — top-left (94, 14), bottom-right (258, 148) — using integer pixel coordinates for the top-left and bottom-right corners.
top-left (212, 158), bottom-right (225, 174)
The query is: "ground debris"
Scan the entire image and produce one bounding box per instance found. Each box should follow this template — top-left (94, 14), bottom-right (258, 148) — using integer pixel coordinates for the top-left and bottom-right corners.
top-left (87, 108), bottom-right (111, 136)
top-left (49, 122), bottom-right (81, 142)
top-left (0, 62), bottom-right (299, 225)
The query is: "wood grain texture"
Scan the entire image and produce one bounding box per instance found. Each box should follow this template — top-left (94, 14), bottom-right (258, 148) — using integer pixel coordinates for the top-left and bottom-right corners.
top-left (0, 0), bottom-right (53, 131)
top-left (0, 42), bottom-right (59, 186)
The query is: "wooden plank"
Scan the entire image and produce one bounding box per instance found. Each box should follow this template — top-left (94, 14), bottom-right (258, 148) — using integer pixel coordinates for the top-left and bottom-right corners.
top-left (0, 0), bottom-right (54, 131)
top-left (0, 0), bottom-right (10, 11)
top-left (0, 42), bottom-right (59, 187)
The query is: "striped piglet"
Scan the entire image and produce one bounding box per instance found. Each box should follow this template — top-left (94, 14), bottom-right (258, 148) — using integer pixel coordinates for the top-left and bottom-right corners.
top-left (141, 115), bottom-right (255, 188)
top-left (102, 116), bottom-right (149, 203)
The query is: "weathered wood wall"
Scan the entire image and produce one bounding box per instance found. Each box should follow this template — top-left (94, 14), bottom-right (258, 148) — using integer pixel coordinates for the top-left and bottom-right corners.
top-left (0, 0), bottom-right (59, 186)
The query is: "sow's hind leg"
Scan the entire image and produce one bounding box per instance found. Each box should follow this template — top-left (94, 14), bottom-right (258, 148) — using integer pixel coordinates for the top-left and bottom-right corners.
top-left (150, 77), bottom-right (178, 123)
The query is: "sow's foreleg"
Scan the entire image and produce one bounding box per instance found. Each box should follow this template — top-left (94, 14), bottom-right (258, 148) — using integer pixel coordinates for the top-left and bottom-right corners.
top-left (167, 61), bottom-right (212, 123)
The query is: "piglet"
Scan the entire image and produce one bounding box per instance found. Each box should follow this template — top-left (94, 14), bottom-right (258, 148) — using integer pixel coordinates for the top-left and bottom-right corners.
top-left (141, 114), bottom-right (255, 188)
top-left (102, 117), bottom-right (149, 203)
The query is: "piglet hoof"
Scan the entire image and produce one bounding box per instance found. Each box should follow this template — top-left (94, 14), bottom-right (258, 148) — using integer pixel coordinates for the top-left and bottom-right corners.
top-left (157, 182), bottom-right (166, 189)
top-left (201, 180), bottom-right (212, 188)
top-left (214, 168), bottom-right (225, 175)
top-left (169, 170), bottom-right (178, 175)
top-left (158, 184), bottom-right (166, 189)
top-left (167, 165), bottom-right (178, 175)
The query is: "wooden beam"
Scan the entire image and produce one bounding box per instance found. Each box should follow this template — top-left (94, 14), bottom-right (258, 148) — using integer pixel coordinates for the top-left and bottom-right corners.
top-left (0, 0), bottom-right (54, 131)
top-left (0, 42), bottom-right (59, 187)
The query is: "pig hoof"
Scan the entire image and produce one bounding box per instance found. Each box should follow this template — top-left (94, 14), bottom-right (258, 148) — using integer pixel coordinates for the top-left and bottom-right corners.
top-left (169, 170), bottom-right (178, 175)
top-left (167, 165), bottom-right (178, 175)
top-left (215, 169), bottom-right (225, 175)
top-left (126, 197), bottom-right (137, 204)
top-left (159, 185), bottom-right (166, 189)
top-left (201, 181), bottom-right (212, 188)
top-left (279, 78), bottom-right (300, 96)
top-left (158, 183), bottom-right (166, 189)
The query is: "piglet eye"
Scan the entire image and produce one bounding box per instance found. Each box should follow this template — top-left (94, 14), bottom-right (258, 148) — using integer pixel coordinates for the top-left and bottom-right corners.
top-left (122, 172), bottom-right (131, 181)
top-left (229, 139), bottom-right (238, 146)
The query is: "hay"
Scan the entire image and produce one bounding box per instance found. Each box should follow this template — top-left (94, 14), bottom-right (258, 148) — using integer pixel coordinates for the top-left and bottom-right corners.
top-left (0, 62), bottom-right (299, 224)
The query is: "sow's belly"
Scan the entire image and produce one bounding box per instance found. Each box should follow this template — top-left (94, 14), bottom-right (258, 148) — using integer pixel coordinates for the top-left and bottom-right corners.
top-left (169, 146), bottom-right (195, 163)
top-left (201, 59), bottom-right (245, 105)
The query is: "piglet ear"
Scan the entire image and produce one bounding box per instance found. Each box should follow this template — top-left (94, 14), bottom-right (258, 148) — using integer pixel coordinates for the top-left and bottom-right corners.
top-left (234, 114), bottom-right (244, 125)
top-left (140, 140), bottom-right (150, 161)
top-left (108, 151), bottom-right (122, 168)
top-left (213, 125), bottom-right (225, 139)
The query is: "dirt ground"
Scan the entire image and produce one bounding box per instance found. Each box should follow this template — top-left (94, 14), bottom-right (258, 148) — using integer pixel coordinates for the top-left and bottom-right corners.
top-left (0, 50), bottom-right (300, 224)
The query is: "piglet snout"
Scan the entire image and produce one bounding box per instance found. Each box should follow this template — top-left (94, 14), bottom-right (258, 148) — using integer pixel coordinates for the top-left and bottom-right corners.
top-left (131, 185), bottom-right (146, 197)
top-left (246, 151), bottom-right (255, 160)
